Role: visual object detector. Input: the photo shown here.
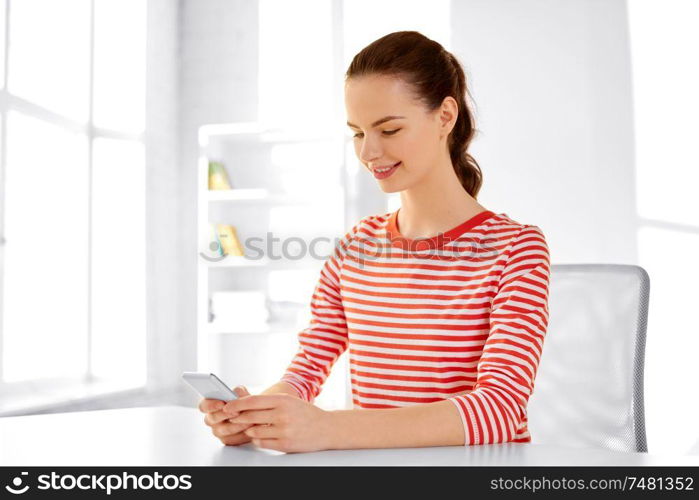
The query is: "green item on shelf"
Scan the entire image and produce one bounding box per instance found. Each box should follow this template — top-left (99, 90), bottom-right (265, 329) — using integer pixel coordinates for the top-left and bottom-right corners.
top-left (208, 161), bottom-right (232, 190)
top-left (217, 224), bottom-right (245, 257)
top-left (209, 223), bottom-right (224, 257)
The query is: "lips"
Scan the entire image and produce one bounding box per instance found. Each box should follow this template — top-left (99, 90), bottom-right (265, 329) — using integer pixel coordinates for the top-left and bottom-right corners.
top-left (371, 161), bottom-right (401, 173)
top-left (371, 161), bottom-right (401, 180)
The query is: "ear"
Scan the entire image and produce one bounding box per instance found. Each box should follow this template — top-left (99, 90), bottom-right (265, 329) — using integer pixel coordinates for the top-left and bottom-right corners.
top-left (438, 96), bottom-right (459, 138)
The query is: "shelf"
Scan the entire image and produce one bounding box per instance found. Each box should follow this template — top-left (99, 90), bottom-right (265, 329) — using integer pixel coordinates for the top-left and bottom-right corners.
top-left (206, 188), bottom-right (341, 205)
top-left (204, 256), bottom-right (268, 268)
top-left (207, 325), bottom-right (296, 336)
top-left (203, 255), bottom-right (323, 270)
top-left (207, 188), bottom-right (269, 201)
top-left (197, 121), bottom-right (347, 372)
top-left (207, 189), bottom-right (313, 204)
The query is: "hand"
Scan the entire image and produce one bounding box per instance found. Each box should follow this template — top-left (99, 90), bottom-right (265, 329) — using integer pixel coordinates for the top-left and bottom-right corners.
top-left (223, 394), bottom-right (334, 453)
top-left (198, 386), bottom-right (253, 446)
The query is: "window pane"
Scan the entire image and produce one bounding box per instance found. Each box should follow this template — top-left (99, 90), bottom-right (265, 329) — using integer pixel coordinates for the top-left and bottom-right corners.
top-left (93, 0), bottom-right (146, 133)
top-left (8, 0), bottom-right (90, 122)
top-left (91, 138), bottom-right (146, 384)
top-left (2, 111), bottom-right (89, 382)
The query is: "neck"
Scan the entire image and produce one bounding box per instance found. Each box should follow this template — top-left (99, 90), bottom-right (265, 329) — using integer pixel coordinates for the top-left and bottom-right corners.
top-left (397, 152), bottom-right (486, 239)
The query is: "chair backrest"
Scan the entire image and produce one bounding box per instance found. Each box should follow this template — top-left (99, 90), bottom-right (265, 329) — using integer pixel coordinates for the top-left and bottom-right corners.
top-left (527, 264), bottom-right (649, 452)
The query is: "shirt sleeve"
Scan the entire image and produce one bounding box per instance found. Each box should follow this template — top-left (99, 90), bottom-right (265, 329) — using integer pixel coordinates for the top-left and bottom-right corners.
top-left (447, 225), bottom-right (551, 445)
top-left (279, 221), bottom-right (362, 402)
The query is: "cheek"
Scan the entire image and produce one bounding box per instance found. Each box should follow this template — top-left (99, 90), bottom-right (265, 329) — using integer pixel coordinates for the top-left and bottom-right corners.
top-left (411, 129), bottom-right (443, 163)
top-left (389, 135), bottom-right (415, 163)
top-left (396, 134), bottom-right (429, 167)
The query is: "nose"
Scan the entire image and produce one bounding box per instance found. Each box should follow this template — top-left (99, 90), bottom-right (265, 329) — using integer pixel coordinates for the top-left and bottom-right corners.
top-left (358, 134), bottom-right (383, 166)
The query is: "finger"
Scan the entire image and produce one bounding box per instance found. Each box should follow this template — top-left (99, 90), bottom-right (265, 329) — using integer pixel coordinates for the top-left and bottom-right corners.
top-left (223, 394), bottom-right (285, 415)
top-left (233, 386), bottom-right (250, 397)
top-left (199, 398), bottom-right (226, 413)
top-left (212, 421), bottom-right (253, 439)
top-left (245, 423), bottom-right (280, 440)
top-left (220, 420), bottom-right (254, 436)
top-left (220, 432), bottom-right (252, 446)
top-left (230, 409), bottom-right (277, 425)
top-left (204, 409), bottom-right (232, 426)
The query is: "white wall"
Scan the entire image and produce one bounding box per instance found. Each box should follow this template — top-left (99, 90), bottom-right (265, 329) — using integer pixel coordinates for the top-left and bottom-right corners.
top-left (178, 0), bottom-right (259, 403)
top-left (145, 0), bottom-right (183, 398)
top-left (451, 0), bottom-right (699, 454)
top-left (452, 0), bottom-right (637, 265)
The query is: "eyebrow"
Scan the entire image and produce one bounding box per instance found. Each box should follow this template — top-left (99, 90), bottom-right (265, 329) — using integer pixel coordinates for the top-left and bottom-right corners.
top-left (346, 115), bottom-right (406, 129)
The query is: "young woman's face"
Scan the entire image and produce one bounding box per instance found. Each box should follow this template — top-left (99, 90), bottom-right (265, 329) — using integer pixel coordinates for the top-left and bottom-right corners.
top-left (344, 74), bottom-right (446, 193)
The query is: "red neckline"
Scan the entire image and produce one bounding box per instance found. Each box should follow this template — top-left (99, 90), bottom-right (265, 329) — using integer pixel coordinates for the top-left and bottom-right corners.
top-left (386, 208), bottom-right (495, 251)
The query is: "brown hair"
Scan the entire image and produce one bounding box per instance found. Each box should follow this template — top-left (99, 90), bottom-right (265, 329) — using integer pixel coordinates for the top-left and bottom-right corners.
top-left (346, 31), bottom-right (483, 199)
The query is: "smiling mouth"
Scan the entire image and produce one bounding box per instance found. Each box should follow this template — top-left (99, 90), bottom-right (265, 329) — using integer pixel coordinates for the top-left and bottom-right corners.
top-left (371, 161), bottom-right (401, 179)
top-left (372, 161), bottom-right (401, 173)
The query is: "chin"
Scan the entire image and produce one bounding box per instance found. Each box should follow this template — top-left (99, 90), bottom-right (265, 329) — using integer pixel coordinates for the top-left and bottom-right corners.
top-left (377, 182), bottom-right (405, 194)
top-left (378, 174), bottom-right (418, 194)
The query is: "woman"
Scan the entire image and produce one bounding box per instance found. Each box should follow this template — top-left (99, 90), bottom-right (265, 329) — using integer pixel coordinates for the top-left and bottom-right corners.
top-left (199, 31), bottom-right (550, 452)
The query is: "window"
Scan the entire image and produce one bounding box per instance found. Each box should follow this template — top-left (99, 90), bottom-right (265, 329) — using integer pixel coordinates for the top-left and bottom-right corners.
top-left (0, 0), bottom-right (146, 404)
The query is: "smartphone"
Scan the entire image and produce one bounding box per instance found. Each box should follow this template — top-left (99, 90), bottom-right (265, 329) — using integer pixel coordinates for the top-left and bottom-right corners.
top-left (181, 371), bottom-right (239, 402)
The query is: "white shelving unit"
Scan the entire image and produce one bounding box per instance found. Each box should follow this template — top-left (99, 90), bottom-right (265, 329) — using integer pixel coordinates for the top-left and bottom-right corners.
top-left (196, 122), bottom-right (349, 393)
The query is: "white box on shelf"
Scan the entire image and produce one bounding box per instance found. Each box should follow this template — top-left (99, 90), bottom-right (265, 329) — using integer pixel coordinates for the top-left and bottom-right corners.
top-left (210, 291), bottom-right (268, 332)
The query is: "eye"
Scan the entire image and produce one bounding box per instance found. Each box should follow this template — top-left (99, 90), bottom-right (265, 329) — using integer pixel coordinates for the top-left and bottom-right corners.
top-left (352, 129), bottom-right (400, 139)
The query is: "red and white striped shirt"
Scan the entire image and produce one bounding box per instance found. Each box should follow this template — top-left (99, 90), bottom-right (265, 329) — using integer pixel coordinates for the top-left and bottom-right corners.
top-left (281, 209), bottom-right (551, 445)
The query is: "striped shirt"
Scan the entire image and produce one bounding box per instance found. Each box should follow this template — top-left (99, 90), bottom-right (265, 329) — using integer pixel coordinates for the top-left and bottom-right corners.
top-left (281, 209), bottom-right (551, 445)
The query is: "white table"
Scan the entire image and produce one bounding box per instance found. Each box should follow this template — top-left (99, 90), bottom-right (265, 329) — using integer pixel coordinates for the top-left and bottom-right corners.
top-left (1, 406), bottom-right (697, 466)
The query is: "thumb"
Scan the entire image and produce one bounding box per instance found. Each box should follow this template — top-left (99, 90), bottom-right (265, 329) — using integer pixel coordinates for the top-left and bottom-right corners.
top-left (233, 386), bottom-right (250, 398)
